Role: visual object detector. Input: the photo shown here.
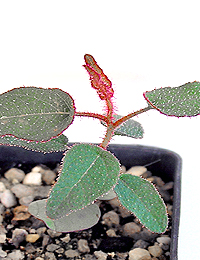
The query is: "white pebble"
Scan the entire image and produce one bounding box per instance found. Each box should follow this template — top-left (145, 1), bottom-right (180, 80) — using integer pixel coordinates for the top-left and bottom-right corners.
top-left (126, 166), bottom-right (147, 176)
top-left (0, 189), bottom-right (17, 208)
top-left (129, 248), bottom-right (151, 260)
top-left (23, 172), bottom-right (42, 185)
top-left (94, 250), bottom-right (108, 260)
top-left (148, 245), bottom-right (163, 257)
top-left (157, 236), bottom-right (171, 245)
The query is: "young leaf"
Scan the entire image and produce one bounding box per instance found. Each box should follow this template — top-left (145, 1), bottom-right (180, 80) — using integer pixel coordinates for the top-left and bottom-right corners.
top-left (0, 87), bottom-right (75, 141)
top-left (114, 174), bottom-right (168, 233)
top-left (144, 81), bottom-right (200, 117)
top-left (84, 54), bottom-right (114, 100)
top-left (28, 199), bottom-right (101, 232)
top-left (46, 143), bottom-right (120, 219)
top-left (114, 115), bottom-right (144, 139)
top-left (101, 115), bottom-right (144, 139)
top-left (0, 134), bottom-right (68, 153)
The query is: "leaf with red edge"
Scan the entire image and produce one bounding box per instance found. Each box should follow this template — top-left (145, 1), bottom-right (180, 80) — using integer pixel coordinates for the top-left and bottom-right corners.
top-left (0, 87), bottom-right (75, 141)
top-left (144, 81), bottom-right (200, 117)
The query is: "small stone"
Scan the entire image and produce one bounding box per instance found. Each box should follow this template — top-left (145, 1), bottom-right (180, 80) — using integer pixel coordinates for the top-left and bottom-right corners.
top-left (148, 245), bottom-right (163, 257)
top-left (94, 250), bottom-right (108, 260)
top-left (147, 176), bottom-right (164, 186)
top-left (7, 249), bottom-right (25, 260)
top-left (0, 189), bottom-right (17, 208)
top-left (0, 233), bottom-right (6, 243)
top-left (126, 166), bottom-right (147, 176)
top-left (65, 249), bottom-right (79, 258)
top-left (12, 205), bottom-right (31, 221)
top-left (4, 168), bottom-right (25, 183)
top-left (123, 222), bottom-right (141, 237)
top-left (61, 233), bottom-right (70, 243)
top-left (19, 195), bottom-right (34, 205)
top-left (116, 252), bottom-right (129, 260)
top-left (78, 239), bottom-right (90, 253)
top-left (133, 239), bottom-right (149, 249)
top-left (25, 243), bottom-right (37, 254)
top-left (11, 228), bottom-right (28, 248)
top-left (42, 170), bottom-right (56, 184)
top-left (132, 228), bottom-right (158, 243)
top-left (23, 172), bottom-right (42, 185)
top-left (161, 181), bottom-right (174, 190)
top-left (26, 233), bottom-right (40, 243)
top-left (106, 228), bottom-right (117, 237)
top-left (42, 234), bottom-right (50, 247)
top-left (32, 165), bottom-right (47, 173)
top-left (56, 247), bottom-right (65, 254)
top-left (102, 211), bottom-right (120, 227)
top-left (33, 186), bottom-right (51, 198)
top-left (45, 252), bottom-right (56, 260)
top-left (156, 236), bottom-right (171, 245)
top-left (36, 227), bottom-right (47, 236)
top-left (35, 257), bottom-right (44, 260)
top-left (46, 243), bottom-right (60, 252)
top-left (0, 182), bottom-right (6, 192)
top-left (129, 248), bottom-right (151, 260)
top-left (47, 229), bottom-right (62, 238)
top-left (11, 184), bottom-right (34, 198)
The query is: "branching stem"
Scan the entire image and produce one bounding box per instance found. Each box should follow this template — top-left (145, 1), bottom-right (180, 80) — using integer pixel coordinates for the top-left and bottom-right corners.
top-left (75, 106), bottom-right (152, 150)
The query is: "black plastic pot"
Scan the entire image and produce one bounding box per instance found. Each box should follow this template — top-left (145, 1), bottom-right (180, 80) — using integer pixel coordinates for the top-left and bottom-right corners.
top-left (0, 144), bottom-right (181, 260)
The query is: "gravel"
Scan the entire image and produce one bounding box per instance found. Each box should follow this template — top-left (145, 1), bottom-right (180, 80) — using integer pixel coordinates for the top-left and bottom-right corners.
top-left (0, 163), bottom-right (173, 259)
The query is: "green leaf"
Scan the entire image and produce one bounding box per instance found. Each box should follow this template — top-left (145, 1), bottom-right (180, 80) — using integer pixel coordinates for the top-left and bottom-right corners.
top-left (28, 199), bottom-right (101, 232)
top-left (113, 115), bottom-right (144, 139)
top-left (0, 87), bottom-right (75, 141)
top-left (114, 174), bottom-right (168, 233)
top-left (144, 81), bottom-right (200, 117)
top-left (46, 143), bottom-right (120, 219)
top-left (0, 134), bottom-right (68, 153)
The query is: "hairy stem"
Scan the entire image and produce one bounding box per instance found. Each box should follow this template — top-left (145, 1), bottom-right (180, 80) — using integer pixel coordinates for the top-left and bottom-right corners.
top-left (75, 111), bottom-right (108, 122)
top-left (113, 106), bottom-right (152, 128)
top-left (100, 106), bottom-right (152, 149)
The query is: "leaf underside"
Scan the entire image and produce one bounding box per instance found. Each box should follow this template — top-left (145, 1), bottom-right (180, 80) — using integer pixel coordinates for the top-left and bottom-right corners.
top-left (114, 174), bottom-right (168, 233)
top-left (46, 143), bottom-right (120, 219)
top-left (113, 115), bottom-right (144, 139)
top-left (28, 199), bottom-right (101, 232)
top-left (0, 87), bottom-right (75, 141)
top-left (144, 81), bottom-right (200, 117)
top-left (0, 134), bottom-right (68, 153)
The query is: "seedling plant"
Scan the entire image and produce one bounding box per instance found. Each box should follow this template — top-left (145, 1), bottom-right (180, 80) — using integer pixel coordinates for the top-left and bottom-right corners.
top-left (0, 54), bottom-right (199, 233)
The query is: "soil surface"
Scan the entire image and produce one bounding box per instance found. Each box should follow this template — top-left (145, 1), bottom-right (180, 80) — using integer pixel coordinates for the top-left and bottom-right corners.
top-left (0, 162), bottom-right (173, 260)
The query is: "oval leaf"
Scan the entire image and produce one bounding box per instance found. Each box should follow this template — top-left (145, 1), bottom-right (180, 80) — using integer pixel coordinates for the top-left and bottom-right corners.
top-left (28, 199), bottom-right (101, 232)
top-left (114, 174), bottom-right (168, 233)
top-left (46, 143), bottom-right (120, 219)
top-left (144, 81), bottom-right (200, 117)
top-left (0, 87), bottom-right (75, 141)
top-left (0, 134), bottom-right (68, 153)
